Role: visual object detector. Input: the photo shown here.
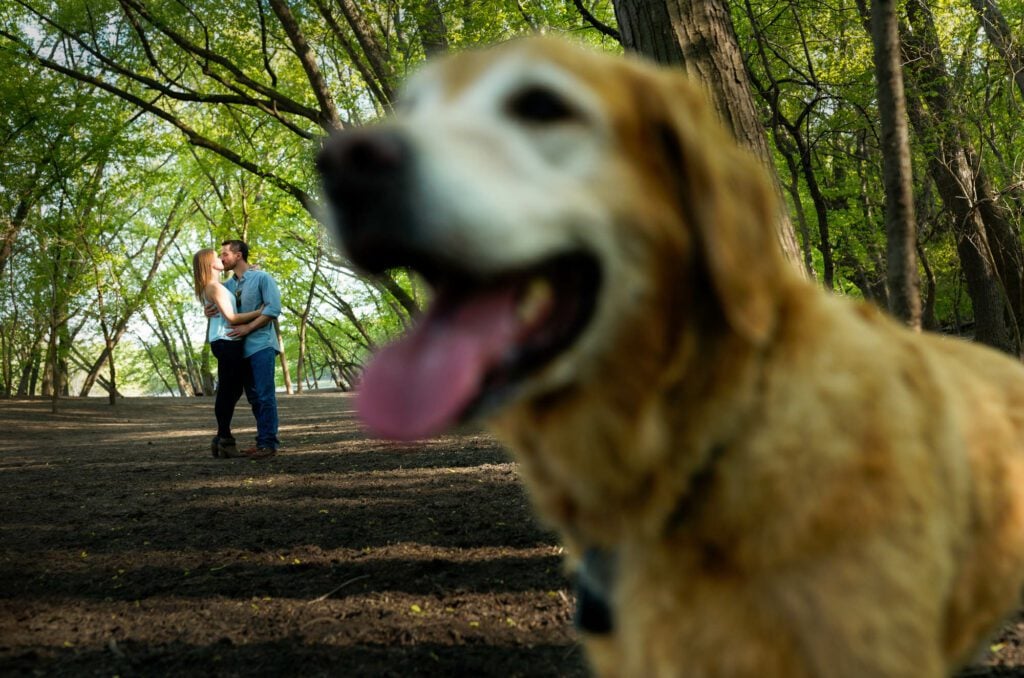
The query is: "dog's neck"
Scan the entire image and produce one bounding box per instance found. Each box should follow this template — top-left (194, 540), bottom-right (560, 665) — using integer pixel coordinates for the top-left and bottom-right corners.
top-left (494, 316), bottom-right (775, 553)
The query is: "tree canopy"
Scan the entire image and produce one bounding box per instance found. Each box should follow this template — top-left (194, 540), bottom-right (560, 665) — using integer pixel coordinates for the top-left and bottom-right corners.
top-left (0, 0), bottom-right (1021, 400)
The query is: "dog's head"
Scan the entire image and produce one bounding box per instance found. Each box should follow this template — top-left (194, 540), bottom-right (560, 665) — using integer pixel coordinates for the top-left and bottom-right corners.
top-left (317, 37), bottom-right (788, 441)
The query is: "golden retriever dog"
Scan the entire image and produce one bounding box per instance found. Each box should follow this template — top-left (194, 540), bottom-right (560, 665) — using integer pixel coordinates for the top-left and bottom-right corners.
top-left (316, 36), bottom-right (1024, 677)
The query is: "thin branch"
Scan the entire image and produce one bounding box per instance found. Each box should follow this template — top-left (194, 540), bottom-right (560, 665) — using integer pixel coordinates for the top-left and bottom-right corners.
top-left (119, 0), bottom-right (329, 127)
top-left (571, 0), bottom-right (620, 42)
top-left (268, 0), bottom-right (343, 129)
top-left (312, 0), bottom-right (390, 109)
top-left (307, 575), bottom-right (370, 604)
top-left (255, 0), bottom-right (279, 87)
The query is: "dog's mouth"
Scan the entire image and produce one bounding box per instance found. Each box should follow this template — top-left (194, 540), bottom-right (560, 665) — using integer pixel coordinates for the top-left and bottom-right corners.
top-left (357, 250), bottom-right (602, 440)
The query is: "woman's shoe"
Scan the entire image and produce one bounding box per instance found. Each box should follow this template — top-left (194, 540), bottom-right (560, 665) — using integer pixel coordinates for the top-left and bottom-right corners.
top-left (215, 436), bottom-right (240, 458)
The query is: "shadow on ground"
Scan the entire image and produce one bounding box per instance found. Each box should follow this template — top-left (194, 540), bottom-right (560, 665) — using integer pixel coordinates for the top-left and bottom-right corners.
top-left (1, 393), bottom-right (1021, 676)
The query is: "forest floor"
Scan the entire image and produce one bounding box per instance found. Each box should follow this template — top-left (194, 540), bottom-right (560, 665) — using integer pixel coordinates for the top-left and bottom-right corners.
top-left (1, 392), bottom-right (1023, 677)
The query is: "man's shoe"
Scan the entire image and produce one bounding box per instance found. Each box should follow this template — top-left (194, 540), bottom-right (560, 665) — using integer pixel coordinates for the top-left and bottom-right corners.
top-left (211, 436), bottom-right (221, 458)
top-left (217, 437), bottom-right (241, 458)
top-left (241, 446), bottom-right (277, 459)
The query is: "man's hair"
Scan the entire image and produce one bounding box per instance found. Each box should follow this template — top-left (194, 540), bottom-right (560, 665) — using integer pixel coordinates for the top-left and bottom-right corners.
top-left (221, 239), bottom-right (249, 262)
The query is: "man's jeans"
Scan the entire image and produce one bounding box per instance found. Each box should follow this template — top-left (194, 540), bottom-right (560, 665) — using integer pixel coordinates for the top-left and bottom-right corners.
top-left (244, 347), bottom-right (280, 450)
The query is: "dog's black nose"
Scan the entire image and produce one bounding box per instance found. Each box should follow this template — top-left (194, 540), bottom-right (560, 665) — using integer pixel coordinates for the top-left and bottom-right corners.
top-left (316, 129), bottom-right (410, 206)
top-left (317, 128), bottom-right (418, 274)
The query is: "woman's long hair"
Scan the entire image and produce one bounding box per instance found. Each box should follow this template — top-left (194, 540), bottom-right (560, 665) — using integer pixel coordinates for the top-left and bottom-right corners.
top-left (192, 249), bottom-right (218, 303)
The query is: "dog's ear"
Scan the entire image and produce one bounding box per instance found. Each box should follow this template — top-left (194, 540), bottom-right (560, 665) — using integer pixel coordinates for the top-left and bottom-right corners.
top-left (644, 71), bottom-right (785, 345)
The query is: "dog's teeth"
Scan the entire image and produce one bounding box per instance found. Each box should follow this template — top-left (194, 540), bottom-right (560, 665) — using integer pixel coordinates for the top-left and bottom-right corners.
top-left (519, 278), bottom-right (554, 325)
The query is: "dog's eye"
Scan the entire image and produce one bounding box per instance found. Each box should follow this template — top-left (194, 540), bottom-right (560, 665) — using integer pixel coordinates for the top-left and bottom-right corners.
top-left (506, 86), bottom-right (577, 124)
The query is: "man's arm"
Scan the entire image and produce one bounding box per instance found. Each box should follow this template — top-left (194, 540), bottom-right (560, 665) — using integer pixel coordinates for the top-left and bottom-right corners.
top-left (227, 274), bottom-right (281, 338)
top-left (258, 273), bottom-right (283, 319)
top-left (227, 313), bottom-right (273, 338)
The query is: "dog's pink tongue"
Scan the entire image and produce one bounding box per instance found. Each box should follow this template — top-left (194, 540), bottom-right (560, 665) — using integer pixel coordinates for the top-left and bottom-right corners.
top-left (357, 287), bottom-right (521, 440)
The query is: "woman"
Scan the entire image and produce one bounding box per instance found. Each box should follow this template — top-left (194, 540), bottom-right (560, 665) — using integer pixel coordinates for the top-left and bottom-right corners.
top-left (192, 248), bottom-right (263, 458)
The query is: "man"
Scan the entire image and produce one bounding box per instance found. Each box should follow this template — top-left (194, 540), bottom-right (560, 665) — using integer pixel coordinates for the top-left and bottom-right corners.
top-left (208, 239), bottom-right (282, 459)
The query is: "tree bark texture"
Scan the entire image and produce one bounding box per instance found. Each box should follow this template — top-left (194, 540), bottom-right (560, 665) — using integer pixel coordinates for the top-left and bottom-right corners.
top-left (612, 0), bottom-right (806, 276)
top-left (871, 0), bottom-right (921, 328)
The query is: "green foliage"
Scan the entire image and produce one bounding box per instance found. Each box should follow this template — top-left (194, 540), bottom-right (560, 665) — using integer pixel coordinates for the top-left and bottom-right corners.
top-left (735, 0), bottom-right (1021, 332)
top-left (0, 0), bottom-right (1020, 396)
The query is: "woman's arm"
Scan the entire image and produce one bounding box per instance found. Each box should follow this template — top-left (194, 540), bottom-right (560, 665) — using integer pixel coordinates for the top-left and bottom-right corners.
top-left (204, 283), bottom-right (263, 324)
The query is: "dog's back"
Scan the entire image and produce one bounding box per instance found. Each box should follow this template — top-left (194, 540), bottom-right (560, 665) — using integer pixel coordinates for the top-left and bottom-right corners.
top-left (575, 290), bottom-right (1024, 677)
top-left (317, 36), bottom-right (1024, 677)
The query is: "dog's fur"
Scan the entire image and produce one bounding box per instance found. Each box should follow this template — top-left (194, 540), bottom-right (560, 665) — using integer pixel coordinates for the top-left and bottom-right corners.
top-left (320, 37), bottom-right (1024, 677)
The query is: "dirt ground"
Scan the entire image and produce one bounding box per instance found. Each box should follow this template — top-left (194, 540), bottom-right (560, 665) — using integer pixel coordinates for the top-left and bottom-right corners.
top-left (1, 392), bottom-right (1023, 677)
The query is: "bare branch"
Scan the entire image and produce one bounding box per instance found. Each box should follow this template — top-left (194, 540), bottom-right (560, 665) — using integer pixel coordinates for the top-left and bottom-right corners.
top-left (255, 0), bottom-right (280, 87)
top-left (571, 0), bottom-right (621, 42)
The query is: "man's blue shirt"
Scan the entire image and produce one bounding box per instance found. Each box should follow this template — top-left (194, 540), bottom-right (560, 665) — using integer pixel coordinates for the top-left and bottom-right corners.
top-left (225, 268), bottom-right (282, 358)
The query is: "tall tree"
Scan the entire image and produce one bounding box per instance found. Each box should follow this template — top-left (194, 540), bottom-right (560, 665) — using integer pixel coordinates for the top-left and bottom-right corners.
top-left (899, 0), bottom-right (1020, 352)
top-left (969, 0), bottom-right (1024, 102)
top-left (870, 0), bottom-right (921, 328)
top-left (612, 0), bottom-right (806, 275)
top-left (741, 0), bottom-right (835, 287)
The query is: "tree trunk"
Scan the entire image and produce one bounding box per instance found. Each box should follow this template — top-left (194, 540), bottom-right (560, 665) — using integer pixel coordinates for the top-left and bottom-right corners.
top-left (317, 284), bottom-right (378, 350)
top-left (145, 310), bottom-right (192, 397)
top-left (67, 346), bottom-right (119, 398)
top-left (141, 339), bottom-right (178, 397)
top-left (969, 0), bottom-right (1024, 102)
top-left (335, 0), bottom-right (398, 102)
top-left (775, 136), bottom-right (816, 278)
top-left (172, 312), bottom-right (204, 395)
top-left (199, 342), bottom-right (215, 396)
top-left (741, 0), bottom-right (827, 283)
top-left (306, 317), bottom-right (351, 385)
top-left (871, 0), bottom-right (921, 328)
top-left (44, 246), bottom-right (68, 409)
top-left (1, 330), bottom-right (10, 397)
top-left (612, 0), bottom-right (806, 274)
top-left (46, 329), bottom-right (58, 412)
top-left (788, 122), bottom-right (834, 289)
top-left (80, 326), bottom-right (129, 397)
top-left (312, 0), bottom-right (391, 110)
top-left (297, 249), bottom-right (323, 392)
top-left (16, 333), bottom-right (45, 397)
top-left (106, 341), bottom-right (117, 405)
top-left (917, 243), bottom-right (939, 330)
top-left (277, 321), bottom-right (293, 395)
top-left (0, 197), bottom-right (30, 281)
top-left (848, 133), bottom-right (892, 310)
top-left (976, 163), bottom-right (1024, 337)
top-left (900, 0), bottom-right (1016, 353)
top-left (414, 0), bottom-right (448, 57)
